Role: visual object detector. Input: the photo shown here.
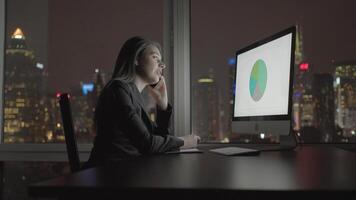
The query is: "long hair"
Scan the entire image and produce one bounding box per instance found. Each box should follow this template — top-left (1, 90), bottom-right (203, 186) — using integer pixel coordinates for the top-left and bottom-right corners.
top-left (111, 36), bottom-right (162, 82)
top-left (93, 37), bottom-right (161, 134)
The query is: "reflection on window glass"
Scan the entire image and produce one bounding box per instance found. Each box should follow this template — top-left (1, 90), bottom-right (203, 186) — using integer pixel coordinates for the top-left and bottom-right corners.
top-left (191, 0), bottom-right (356, 143)
top-left (4, 0), bottom-right (163, 143)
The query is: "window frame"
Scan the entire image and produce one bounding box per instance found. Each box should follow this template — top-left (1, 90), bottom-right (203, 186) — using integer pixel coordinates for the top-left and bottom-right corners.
top-left (0, 0), bottom-right (4, 143)
top-left (172, 0), bottom-right (191, 137)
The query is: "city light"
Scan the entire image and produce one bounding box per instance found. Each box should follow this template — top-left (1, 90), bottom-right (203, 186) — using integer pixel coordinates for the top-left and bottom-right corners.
top-left (299, 63), bottom-right (309, 71)
top-left (12, 28), bottom-right (25, 39)
top-left (221, 137), bottom-right (230, 143)
top-left (294, 91), bottom-right (302, 98)
top-left (82, 83), bottom-right (94, 95)
top-left (228, 58), bottom-right (236, 66)
top-left (46, 131), bottom-right (53, 141)
top-left (260, 133), bottom-right (265, 139)
top-left (36, 62), bottom-right (44, 69)
top-left (198, 78), bottom-right (214, 83)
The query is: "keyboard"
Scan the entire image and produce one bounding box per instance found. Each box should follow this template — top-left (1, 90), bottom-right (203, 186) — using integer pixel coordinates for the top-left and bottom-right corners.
top-left (209, 147), bottom-right (260, 156)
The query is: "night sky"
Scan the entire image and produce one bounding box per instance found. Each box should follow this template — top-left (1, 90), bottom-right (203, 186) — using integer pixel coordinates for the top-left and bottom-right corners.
top-left (6, 0), bottom-right (356, 95)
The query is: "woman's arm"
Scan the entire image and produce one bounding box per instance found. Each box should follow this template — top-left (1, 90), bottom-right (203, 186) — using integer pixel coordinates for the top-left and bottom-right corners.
top-left (154, 104), bottom-right (173, 136)
top-left (111, 82), bottom-right (183, 154)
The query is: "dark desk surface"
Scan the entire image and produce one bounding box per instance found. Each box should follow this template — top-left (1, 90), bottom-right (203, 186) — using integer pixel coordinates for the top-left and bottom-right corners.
top-left (28, 145), bottom-right (356, 199)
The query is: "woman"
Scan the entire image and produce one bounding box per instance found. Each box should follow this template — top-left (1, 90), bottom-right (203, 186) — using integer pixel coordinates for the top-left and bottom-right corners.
top-left (85, 36), bottom-right (199, 167)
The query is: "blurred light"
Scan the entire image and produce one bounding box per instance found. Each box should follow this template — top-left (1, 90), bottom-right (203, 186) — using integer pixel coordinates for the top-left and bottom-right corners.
top-left (56, 93), bottom-right (61, 98)
top-left (36, 62), bottom-right (44, 69)
top-left (12, 28), bottom-right (25, 39)
top-left (352, 130), bottom-right (355, 136)
top-left (56, 123), bottom-right (61, 128)
top-left (95, 68), bottom-right (99, 73)
top-left (294, 91), bottom-right (302, 98)
top-left (260, 133), bottom-right (265, 139)
top-left (57, 135), bottom-right (65, 141)
top-left (46, 131), bottom-right (53, 141)
top-left (299, 63), bottom-right (309, 71)
top-left (228, 58), bottom-right (236, 66)
top-left (336, 77), bottom-right (340, 85)
top-left (82, 83), bottom-right (94, 95)
top-left (14, 35), bottom-right (23, 39)
top-left (198, 78), bottom-right (213, 83)
top-left (221, 137), bottom-right (230, 143)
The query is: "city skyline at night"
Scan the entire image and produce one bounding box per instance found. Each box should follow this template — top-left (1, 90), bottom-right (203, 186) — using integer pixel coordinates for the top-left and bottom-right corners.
top-left (4, 0), bottom-right (356, 144)
top-left (4, 24), bottom-right (356, 143)
top-left (6, 0), bottom-right (356, 93)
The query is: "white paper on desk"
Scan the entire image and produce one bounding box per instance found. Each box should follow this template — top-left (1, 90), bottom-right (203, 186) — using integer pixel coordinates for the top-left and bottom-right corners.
top-left (165, 148), bottom-right (202, 154)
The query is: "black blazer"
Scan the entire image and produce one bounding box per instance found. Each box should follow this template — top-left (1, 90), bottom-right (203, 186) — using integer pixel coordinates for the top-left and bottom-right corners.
top-left (85, 79), bottom-right (183, 167)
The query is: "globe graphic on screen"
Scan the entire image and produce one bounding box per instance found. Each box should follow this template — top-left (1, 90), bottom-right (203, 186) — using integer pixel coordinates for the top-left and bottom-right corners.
top-left (249, 59), bottom-right (267, 101)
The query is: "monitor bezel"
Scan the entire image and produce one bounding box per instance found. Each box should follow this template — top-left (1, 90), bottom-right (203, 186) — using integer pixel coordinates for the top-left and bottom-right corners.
top-left (232, 26), bottom-right (296, 121)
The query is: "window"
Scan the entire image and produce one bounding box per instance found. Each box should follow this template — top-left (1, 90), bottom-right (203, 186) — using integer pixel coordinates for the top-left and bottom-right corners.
top-left (1, 1), bottom-right (168, 198)
top-left (4, 0), bottom-right (164, 143)
top-left (191, 0), bottom-right (356, 143)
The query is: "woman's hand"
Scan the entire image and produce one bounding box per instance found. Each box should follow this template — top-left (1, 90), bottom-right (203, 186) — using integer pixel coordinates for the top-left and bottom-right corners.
top-left (147, 76), bottom-right (168, 110)
top-left (178, 134), bottom-right (201, 149)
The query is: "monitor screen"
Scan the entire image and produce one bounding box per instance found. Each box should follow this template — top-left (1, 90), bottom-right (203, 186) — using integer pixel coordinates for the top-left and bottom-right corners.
top-left (233, 31), bottom-right (293, 118)
top-left (231, 27), bottom-right (295, 138)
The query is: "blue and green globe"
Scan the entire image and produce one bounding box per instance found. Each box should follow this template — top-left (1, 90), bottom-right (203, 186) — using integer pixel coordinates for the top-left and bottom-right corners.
top-left (249, 59), bottom-right (267, 101)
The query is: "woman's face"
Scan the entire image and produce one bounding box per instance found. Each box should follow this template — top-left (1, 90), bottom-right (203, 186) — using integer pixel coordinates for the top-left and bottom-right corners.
top-left (137, 45), bottom-right (165, 84)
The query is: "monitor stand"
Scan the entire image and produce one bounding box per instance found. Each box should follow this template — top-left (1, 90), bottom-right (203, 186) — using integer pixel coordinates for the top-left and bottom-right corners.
top-left (278, 133), bottom-right (297, 150)
top-left (254, 128), bottom-right (298, 151)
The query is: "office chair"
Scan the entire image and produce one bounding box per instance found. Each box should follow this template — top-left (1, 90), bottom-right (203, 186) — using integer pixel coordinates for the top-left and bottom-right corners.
top-left (58, 93), bottom-right (81, 173)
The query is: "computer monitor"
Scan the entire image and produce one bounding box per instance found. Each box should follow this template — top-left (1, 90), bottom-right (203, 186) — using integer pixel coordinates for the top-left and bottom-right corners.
top-left (232, 26), bottom-right (296, 141)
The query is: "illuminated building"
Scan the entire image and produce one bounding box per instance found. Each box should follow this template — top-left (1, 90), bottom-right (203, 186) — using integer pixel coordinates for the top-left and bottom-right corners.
top-left (192, 68), bottom-right (221, 142)
top-left (333, 61), bottom-right (356, 140)
top-left (86, 68), bottom-right (107, 113)
top-left (312, 73), bottom-right (335, 142)
top-left (294, 25), bottom-right (304, 65)
top-left (92, 68), bottom-right (106, 99)
top-left (4, 28), bottom-right (47, 143)
top-left (71, 94), bottom-right (95, 142)
top-left (46, 94), bottom-right (65, 142)
top-left (61, 82), bottom-right (94, 142)
top-left (292, 25), bottom-right (313, 131)
top-left (300, 94), bottom-right (314, 127)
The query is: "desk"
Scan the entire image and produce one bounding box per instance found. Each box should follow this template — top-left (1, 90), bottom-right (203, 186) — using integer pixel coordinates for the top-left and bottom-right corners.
top-left (28, 145), bottom-right (356, 199)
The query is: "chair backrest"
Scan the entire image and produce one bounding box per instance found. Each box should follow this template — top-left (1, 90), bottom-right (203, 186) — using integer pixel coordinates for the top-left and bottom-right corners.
top-left (58, 93), bottom-right (81, 172)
